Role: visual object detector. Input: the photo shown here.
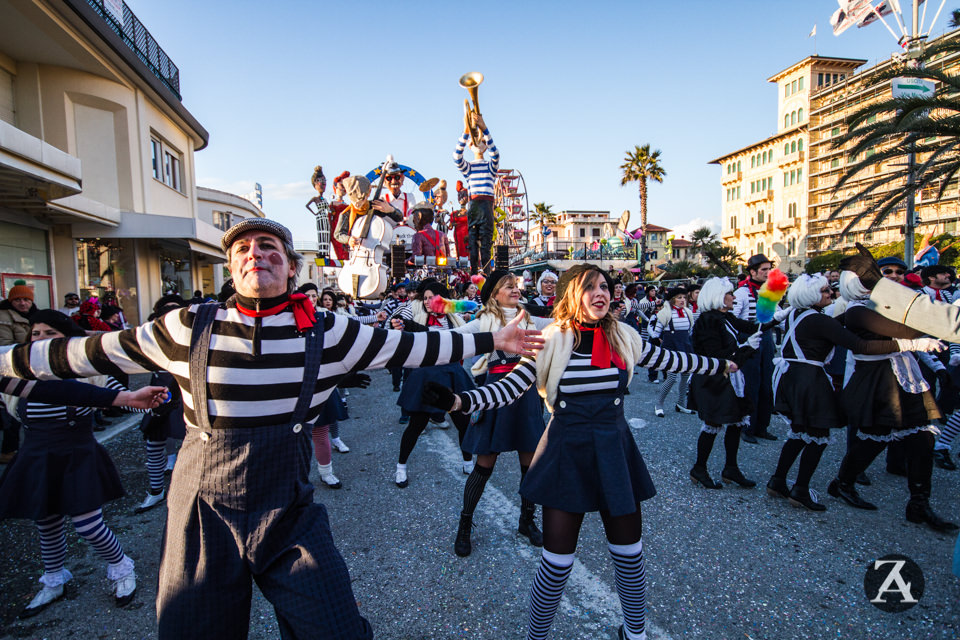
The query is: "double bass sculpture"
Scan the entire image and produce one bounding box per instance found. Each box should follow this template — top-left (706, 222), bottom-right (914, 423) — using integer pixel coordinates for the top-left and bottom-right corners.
top-left (336, 156), bottom-right (402, 299)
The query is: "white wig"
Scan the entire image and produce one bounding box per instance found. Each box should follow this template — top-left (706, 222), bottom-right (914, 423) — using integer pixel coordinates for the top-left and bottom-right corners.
top-left (839, 270), bottom-right (871, 302)
top-left (537, 270), bottom-right (558, 294)
top-left (698, 277), bottom-right (733, 312)
top-left (787, 274), bottom-right (827, 310)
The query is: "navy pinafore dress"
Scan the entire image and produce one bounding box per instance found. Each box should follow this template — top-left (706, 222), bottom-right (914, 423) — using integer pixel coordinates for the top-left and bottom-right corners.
top-left (520, 368), bottom-right (655, 516)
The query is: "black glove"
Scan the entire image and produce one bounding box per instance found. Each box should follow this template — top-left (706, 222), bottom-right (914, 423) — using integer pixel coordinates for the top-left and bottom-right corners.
top-left (838, 243), bottom-right (881, 291)
top-left (339, 372), bottom-right (371, 389)
top-left (422, 381), bottom-right (457, 411)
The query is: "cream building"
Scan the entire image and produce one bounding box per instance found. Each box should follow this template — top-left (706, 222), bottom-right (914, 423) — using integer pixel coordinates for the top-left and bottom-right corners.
top-left (713, 56), bottom-right (865, 273)
top-left (0, 0), bottom-right (227, 324)
top-left (807, 30), bottom-right (960, 254)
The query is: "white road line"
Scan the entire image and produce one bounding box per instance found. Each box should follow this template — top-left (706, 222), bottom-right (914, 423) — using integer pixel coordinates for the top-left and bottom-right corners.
top-left (424, 429), bottom-right (674, 640)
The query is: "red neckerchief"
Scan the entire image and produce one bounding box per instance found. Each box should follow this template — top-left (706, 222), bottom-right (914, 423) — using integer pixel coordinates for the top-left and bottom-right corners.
top-left (690, 302), bottom-right (698, 314)
top-left (577, 324), bottom-right (625, 370)
top-left (674, 305), bottom-right (686, 319)
top-left (744, 279), bottom-right (762, 300)
top-left (427, 314), bottom-right (444, 327)
top-left (936, 288), bottom-right (943, 301)
top-left (236, 293), bottom-right (317, 331)
top-left (545, 296), bottom-right (555, 306)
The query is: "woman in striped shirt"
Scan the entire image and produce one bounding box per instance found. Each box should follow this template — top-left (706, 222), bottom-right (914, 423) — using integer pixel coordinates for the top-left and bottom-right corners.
top-left (649, 287), bottom-right (695, 416)
top-left (423, 264), bottom-right (734, 640)
top-left (0, 310), bottom-right (167, 618)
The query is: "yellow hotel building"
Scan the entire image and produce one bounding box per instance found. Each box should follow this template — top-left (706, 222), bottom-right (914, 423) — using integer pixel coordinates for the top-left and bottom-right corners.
top-left (715, 29), bottom-right (960, 271)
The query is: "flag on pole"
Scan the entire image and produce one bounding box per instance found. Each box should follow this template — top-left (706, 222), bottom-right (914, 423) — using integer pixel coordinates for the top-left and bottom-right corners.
top-left (809, 24), bottom-right (817, 37)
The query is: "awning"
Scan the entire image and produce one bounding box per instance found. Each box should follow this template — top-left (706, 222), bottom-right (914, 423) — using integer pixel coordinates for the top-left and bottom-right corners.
top-left (72, 212), bottom-right (226, 262)
top-left (0, 120), bottom-right (83, 215)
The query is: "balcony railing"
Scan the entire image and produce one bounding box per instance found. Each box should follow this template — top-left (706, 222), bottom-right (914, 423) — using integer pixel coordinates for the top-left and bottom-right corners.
top-left (511, 240), bottom-right (639, 265)
top-left (84, 0), bottom-right (181, 99)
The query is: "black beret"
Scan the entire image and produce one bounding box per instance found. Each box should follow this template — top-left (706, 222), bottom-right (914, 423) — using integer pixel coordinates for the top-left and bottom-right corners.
top-left (480, 270), bottom-right (511, 304)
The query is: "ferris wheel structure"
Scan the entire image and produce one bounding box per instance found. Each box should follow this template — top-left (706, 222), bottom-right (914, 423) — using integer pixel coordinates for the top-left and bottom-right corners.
top-left (494, 168), bottom-right (529, 259)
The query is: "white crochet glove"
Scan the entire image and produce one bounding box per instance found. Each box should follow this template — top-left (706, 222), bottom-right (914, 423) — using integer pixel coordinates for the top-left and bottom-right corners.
top-left (949, 353), bottom-right (960, 367)
top-left (894, 337), bottom-right (946, 353)
top-left (746, 330), bottom-right (762, 349)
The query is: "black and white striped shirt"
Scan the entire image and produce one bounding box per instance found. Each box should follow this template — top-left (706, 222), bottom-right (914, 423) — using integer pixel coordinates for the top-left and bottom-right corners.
top-left (558, 350), bottom-right (620, 396)
top-left (459, 333), bottom-right (721, 412)
top-left (2, 301), bottom-right (493, 430)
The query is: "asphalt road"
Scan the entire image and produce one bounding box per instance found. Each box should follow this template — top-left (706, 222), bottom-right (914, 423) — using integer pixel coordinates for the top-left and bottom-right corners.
top-left (1, 369), bottom-right (958, 640)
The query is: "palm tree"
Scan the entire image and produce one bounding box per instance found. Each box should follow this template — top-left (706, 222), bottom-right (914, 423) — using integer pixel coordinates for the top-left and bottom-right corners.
top-left (620, 144), bottom-right (666, 273)
top-left (531, 202), bottom-right (556, 251)
top-left (831, 37), bottom-right (960, 235)
top-left (689, 225), bottom-right (718, 264)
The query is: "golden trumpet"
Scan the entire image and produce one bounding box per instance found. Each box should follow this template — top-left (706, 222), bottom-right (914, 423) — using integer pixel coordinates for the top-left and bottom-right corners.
top-left (459, 72), bottom-right (484, 148)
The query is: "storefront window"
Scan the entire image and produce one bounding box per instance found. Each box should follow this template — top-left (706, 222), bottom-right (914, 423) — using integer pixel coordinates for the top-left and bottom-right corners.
top-left (76, 238), bottom-right (139, 325)
top-left (159, 244), bottom-right (192, 297)
top-left (0, 220), bottom-right (52, 308)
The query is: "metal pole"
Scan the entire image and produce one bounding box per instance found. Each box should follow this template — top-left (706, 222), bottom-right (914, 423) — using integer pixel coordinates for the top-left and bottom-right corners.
top-left (905, 142), bottom-right (917, 268)
top-left (903, 2), bottom-right (922, 268)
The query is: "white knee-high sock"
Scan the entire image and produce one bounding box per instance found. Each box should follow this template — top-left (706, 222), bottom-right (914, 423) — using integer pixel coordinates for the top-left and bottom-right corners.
top-left (609, 539), bottom-right (646, 640)
top-left (526, 550), bottom-right (575, 640)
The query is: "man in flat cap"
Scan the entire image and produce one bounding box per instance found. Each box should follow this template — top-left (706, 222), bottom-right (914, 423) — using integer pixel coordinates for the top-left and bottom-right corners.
top-left (0, 217), bottom-right (542, 640)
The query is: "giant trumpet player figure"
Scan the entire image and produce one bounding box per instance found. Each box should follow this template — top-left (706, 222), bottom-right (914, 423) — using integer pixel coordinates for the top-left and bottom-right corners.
top-left (454, 73), bottom-right (500, 275)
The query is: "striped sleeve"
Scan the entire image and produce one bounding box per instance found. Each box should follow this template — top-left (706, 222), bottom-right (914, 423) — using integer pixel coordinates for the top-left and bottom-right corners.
top-left (637, 341), bottom-right (723, 375)
top-left (0, 312), bottom-right (182, 381)
top-left (454, 133), bottom-right (469, 175)
top-left (484, 130), bottom-right (499, 173)
top-left (458, 358), bottom-right (537, 412)
top-left (326, 314), bottom-right (493, 375)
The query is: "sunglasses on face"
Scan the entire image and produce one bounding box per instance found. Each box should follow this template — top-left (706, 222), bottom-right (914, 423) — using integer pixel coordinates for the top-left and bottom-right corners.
top-left (882, 268), bottom-right (905, 275)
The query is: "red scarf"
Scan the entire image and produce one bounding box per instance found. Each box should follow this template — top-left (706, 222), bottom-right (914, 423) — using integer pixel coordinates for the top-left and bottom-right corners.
top-left (577, 324), bottom-right (625, 370)
top-left (427, 314), bottom-right (444, 327)
top-left (744, 279), bottom-right (762, 300)
top-left (690, 302), bottom-right (698, 314)
top-left (545, 296), bottom-right (555, 306)
top-left (674, 305), bottom-right (686, 319)
top-left (236, 293), bottom-right (317, 331)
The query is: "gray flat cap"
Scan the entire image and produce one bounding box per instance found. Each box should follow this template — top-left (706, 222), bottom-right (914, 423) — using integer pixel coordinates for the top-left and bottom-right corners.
top-left (221, 218), bottom-right (293, 252)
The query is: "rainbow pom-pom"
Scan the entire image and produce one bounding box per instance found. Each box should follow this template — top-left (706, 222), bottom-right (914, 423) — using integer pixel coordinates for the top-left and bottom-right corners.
top-left (755, 269), bottom-right (788, 323)
top-left (428, 296), bottom-right (478, 315)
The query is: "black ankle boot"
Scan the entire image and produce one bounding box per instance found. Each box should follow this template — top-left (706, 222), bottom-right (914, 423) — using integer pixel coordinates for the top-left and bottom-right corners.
top-left (455, 512), bottom-right (473, 557)
top-left (690, 465), bottom-right (722, 489)
top-left (721, 466), bottom-right (757, 488)
top-left (518, 503), bottom-right (543, 548)
top-left (827, 478), bottom-right (877, 510)
top-left (789, 485), bottom-right (826, 511)
top-left (906, 499), bottom-right (960, 532)
top-left (766, 476), bottom-right (789, 498)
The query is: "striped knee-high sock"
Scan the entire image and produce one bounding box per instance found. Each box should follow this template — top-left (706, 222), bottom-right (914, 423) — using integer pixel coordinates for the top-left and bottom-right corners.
top-left (609, 540), bottom-right (646, 640)
top-left (655, 373), bottom-right (678, 407)
top-left (36, 515), bottom-right (67, 575)
top-left (72, 510), bottom-right (125, 566)
top-left (938, 412), bottom-right (960, 451)
top-left (526, 550), bottom-right (574, 640)
top-left (145, 440), bottom-right (166, 493)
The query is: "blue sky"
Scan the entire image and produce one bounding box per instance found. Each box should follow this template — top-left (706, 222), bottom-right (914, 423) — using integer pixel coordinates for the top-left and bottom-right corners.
top-left (129, 0), bottom-right (945, 243)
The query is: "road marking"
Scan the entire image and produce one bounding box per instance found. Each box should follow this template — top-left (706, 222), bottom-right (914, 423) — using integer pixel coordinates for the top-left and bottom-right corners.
top-left (424, 429), bottom-right (674, 640)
